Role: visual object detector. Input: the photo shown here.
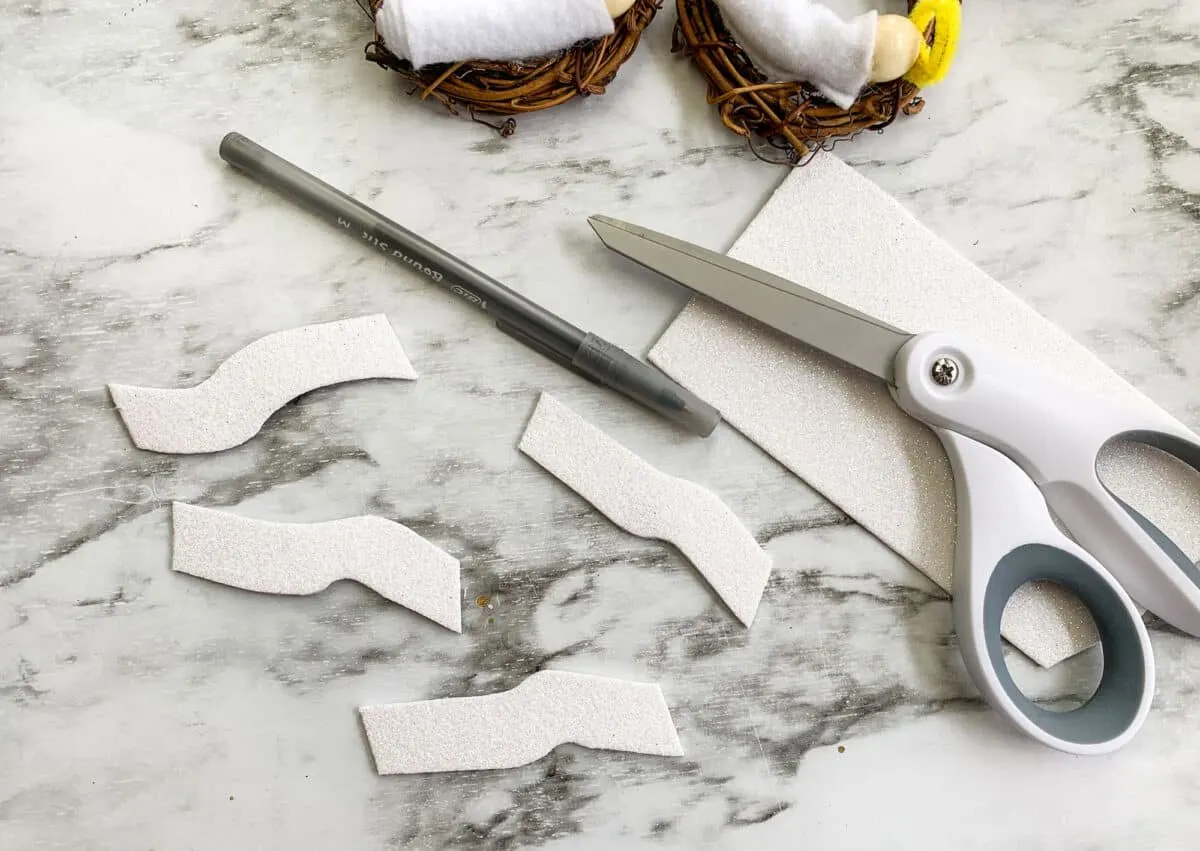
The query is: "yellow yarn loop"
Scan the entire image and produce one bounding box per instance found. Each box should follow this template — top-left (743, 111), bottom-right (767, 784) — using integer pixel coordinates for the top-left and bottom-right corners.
top-left (904, 0), bottom-right (961, 88)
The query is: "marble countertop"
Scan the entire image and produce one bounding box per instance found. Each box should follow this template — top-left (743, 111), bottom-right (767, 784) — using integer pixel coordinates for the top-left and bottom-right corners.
top-left (3, 1), bottom-right (1200, 848)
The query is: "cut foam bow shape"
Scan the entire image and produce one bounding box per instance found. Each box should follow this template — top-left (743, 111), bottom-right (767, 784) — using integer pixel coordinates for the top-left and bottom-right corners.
top-left (109, 314), bottom-right (417, 454)
top-left (359, 670), bottom-right (683, 774)
top-left (171, 502), bottom-right (461, 632)
top-left (519, 393), bottom-right (773, 625)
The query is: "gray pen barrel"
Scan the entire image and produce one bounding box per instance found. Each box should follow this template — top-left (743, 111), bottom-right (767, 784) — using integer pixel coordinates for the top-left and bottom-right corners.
top-left (218, 132), bottom-right (583, 363)
top-left (217, 132), bottom-right (722, 437)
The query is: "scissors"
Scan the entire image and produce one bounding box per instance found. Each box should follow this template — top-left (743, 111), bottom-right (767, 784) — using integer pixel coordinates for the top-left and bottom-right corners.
top-left (588, 214), bottom-right (1200, 755)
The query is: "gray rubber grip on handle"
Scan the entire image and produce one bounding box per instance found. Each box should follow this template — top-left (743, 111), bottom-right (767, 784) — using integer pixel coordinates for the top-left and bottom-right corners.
top-left (982, 543), bottom-right (1151, 747)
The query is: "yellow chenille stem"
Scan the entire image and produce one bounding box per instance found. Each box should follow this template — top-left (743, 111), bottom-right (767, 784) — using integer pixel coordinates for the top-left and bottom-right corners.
top-left (904, 0), bottom-right (961, 87)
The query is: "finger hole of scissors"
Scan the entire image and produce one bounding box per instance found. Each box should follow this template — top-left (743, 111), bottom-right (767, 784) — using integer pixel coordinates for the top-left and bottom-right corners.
top-left (1097, 433), bottom-right (1200, 569)
top-left (999, 580), bottom-right (1102, 713)
top-left (984, 544), bottom-right (1151, 748)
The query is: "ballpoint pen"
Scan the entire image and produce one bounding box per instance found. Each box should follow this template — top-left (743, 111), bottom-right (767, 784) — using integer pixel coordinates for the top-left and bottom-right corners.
top-left (217, 133), bottom-right (722, 437)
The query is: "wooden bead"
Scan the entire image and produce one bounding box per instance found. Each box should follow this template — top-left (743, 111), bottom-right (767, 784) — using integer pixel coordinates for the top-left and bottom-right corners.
top-left (869, 14), bottom-right (922, 82)
top-left (606, 0), bottom-right (636, 16)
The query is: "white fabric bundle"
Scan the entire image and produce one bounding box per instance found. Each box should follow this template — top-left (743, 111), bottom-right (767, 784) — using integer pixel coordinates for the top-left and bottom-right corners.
top-left (375, 0), bottom-right (617, 69)
top-left (717, 0), bottom-right (877, 109)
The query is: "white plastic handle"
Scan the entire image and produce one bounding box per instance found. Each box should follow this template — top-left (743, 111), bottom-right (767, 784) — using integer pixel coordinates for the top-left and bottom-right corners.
top-left (936, 428), bottom-right (1153, 754)
top-left (891, 331), bottom-right (1200, 638)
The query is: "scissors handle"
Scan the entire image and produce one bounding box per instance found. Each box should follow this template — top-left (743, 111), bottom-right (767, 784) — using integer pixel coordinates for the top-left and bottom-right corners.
top-left (892, 331), bottom-right (1200, 638)
top-left (936, 428), bottom-right (1154, 753)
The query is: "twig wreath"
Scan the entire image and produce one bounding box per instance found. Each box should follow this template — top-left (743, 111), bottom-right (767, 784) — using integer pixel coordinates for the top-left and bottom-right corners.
top-left (673, 0), bottom-right (961, 163)
top-left (364, 0), bottom-right (663, 135)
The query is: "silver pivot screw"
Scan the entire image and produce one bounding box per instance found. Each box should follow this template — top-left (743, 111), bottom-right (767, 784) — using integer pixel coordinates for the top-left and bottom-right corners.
top-left (931, 357), bottom-right (960, 387)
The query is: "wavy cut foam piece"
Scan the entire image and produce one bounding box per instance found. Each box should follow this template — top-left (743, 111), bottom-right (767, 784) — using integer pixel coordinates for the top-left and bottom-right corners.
top-left (359, 670), bottom-right (684, 774)
top-left (518, 393), bottom-right (772, 626)
top-left (171, 502), bottom-right (461, 632)
top-left (109, 314), bottom-right (417, 454)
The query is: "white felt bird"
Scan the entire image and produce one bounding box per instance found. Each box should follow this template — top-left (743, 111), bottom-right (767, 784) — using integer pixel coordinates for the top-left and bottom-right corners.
top-left (716, 0), bottom-right (922, 109)
top-left (376, 0), bottom-right (637, 69)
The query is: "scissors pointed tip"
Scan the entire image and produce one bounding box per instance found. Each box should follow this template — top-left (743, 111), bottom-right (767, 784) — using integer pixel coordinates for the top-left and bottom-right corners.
top-left (585, 215), bottom-right (910, 384)
top-left (587, 214), bottom-right (626, 241)
top-left (588, 214), bottom-right (652, 264)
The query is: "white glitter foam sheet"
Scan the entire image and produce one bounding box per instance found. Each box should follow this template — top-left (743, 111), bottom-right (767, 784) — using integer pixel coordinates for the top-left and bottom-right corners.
top-left (647, 153), bottom-right (1200, 668)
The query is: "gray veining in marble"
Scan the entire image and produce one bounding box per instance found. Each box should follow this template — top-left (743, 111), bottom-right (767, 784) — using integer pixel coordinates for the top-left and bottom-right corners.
top-left (2, 0), bottom-right (1199, 848)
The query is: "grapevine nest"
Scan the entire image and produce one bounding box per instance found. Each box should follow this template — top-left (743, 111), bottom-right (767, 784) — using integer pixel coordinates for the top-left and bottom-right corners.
top-left (673, 0), bottom-right (961, 164)
top-left (365, 0), bottom-right (663, 136)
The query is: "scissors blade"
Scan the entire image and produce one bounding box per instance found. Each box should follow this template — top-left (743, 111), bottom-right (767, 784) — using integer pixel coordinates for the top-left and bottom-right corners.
top-left (588, 214), bottom-right (912, 384)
